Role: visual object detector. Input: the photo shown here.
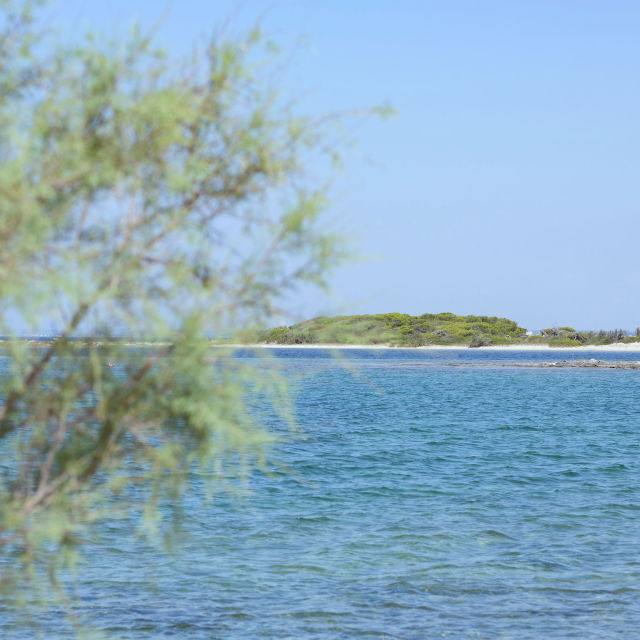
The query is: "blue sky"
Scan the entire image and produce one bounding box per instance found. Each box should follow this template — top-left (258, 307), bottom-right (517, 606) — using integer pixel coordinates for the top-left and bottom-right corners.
top-left (49, 1), bottom-right (640, 331)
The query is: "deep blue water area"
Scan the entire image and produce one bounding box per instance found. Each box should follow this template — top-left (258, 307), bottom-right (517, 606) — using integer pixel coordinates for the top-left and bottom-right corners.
top-left (2, 348), bottom-right (640, 638)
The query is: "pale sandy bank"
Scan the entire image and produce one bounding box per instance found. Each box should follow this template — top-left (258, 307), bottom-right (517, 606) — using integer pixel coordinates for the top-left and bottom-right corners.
top-left (223, 342), bottom-right (640, 352)
top-left (460, 343), bottom-right (640, 351)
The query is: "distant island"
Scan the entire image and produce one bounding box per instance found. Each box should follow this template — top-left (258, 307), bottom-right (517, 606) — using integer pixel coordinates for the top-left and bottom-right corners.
top-left (258, 313), bottom-right (640, 348)
top-left (2, 314), bottom-right (638, 349)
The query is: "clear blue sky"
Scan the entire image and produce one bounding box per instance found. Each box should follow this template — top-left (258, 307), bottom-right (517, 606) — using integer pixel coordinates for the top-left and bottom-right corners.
top-left (49, 1), bottom-right (640, 331)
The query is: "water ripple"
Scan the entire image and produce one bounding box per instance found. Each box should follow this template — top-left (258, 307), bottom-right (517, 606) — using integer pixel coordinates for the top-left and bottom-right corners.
top-left (3, 350), bottom-right (640, 638)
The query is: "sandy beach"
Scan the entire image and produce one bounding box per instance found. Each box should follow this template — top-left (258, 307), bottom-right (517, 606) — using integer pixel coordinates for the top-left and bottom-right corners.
top-left (232, 342), bottom-right (640, 352)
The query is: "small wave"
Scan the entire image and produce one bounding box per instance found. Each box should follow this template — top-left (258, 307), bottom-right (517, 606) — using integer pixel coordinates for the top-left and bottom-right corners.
top-left (478, 529), bottom-right (517, 541)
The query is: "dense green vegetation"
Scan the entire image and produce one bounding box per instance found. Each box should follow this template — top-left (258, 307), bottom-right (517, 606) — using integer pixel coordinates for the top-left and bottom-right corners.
top-left (260, 312), bottom-right (526, 346)
top-left (530, 327), bottom-right (640, 347)
top-left (259, 314), bottom-right (640, 347)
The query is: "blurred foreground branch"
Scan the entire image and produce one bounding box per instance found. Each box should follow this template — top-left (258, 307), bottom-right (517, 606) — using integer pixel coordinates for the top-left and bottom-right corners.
top-left (0, 0), bottom-right (385, 605)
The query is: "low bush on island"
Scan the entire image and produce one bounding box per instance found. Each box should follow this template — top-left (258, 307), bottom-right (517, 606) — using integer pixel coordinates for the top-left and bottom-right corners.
top-left (259, 312), bottom-right (527, 347)
top-left (259, 314), bottom-right (640, 347)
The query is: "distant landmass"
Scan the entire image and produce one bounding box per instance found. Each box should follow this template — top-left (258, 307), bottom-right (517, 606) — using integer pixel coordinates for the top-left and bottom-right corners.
top-left (258, 313), bottom-right (640, 348)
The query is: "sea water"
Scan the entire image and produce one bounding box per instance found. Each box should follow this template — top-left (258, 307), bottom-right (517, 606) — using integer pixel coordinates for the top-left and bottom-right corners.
top-left (2, 348), bottom-right (640, 638)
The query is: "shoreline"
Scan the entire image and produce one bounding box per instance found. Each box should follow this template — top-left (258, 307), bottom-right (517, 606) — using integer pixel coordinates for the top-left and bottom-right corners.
top-left (406, 360), bottom-right (640, 369)
top-left (5, 340), bottom-right (640, 352)
top-left (230, 342), bottom-right (640, 352)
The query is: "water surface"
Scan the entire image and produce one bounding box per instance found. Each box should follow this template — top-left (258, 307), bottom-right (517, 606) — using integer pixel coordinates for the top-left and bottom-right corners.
top-left (2, 349), bottom-right (640, 638)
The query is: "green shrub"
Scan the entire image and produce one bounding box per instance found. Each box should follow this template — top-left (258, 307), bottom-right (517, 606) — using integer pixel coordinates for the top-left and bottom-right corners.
top-left (259, 314), bottom-right (632, 348)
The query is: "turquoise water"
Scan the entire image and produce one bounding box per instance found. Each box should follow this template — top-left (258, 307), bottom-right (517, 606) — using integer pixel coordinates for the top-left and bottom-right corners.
top-left (3, 349), bottom-right (640, 638)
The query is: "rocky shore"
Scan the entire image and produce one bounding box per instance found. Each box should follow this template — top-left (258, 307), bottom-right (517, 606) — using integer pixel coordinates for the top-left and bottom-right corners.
top-left (438, 359), bottom-right (640, 369)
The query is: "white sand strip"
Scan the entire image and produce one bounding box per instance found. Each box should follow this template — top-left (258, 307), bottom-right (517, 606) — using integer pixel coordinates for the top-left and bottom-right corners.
top-left (221, 342), bottom-right (640, 352)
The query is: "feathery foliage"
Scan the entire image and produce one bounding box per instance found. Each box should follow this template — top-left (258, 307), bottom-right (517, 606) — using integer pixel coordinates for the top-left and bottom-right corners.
top-left (0, 0), bottom-right (366, 601)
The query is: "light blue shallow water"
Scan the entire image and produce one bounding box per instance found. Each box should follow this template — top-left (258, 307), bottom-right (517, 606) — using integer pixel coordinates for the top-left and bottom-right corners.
top-left (3, 349), bottom-right (640, 638)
